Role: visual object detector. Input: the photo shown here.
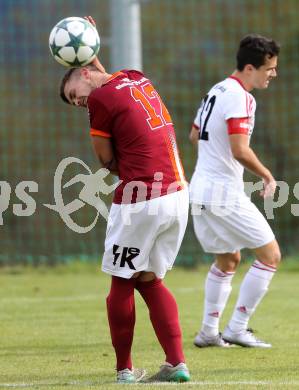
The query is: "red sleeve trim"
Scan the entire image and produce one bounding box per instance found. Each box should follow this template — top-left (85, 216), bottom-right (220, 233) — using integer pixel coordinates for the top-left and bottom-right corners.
top-left (227, 117), bottom-right (250, 135)
top-left (193, 123), bottom-right (200, 130)
top-left (90, 128), bottom-right (111, 138)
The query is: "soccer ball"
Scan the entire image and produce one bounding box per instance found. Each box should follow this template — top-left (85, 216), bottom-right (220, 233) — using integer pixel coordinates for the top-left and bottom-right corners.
top-left (49, 17), bottom-right (100, 67)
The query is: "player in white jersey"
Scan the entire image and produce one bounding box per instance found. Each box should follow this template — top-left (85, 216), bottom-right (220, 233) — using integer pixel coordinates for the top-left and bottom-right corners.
top-left (189, 34), bottom-right (281, 348)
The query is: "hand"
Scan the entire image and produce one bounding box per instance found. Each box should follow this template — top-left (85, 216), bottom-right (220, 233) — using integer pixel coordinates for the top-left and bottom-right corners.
top-left (84, 15), bottom-right (96, 27)
top-left (84, 16), bottom-right (106, 73)
top-left (260, 176), bottom-right (277, 198)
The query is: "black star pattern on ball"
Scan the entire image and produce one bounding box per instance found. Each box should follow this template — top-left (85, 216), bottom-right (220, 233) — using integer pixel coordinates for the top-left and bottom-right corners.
top-left (50, 39), bottom-right (62, 57)
top-left (64, 31), bottom-right (87, 66)
top-left (56, 19), bottom-right (72, 31)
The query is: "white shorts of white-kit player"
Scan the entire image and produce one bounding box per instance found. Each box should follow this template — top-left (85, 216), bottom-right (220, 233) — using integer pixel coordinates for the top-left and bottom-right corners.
top-left (192, 195), bottom-right (275, 254)
top-left (102, 188), bottom-right (189, 279)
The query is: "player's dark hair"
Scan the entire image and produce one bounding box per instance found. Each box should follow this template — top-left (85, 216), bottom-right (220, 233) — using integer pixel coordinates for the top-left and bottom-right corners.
top-left (60, 68), bottom-right (78, 104)
top-left (59, 65), bottom-right (98, 104)
top-left (236, 34), bottom-right (280, 71)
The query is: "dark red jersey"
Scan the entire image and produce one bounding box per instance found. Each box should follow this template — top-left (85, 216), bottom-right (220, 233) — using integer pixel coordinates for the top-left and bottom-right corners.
top-left (87, 70), bottom-right (186, 204)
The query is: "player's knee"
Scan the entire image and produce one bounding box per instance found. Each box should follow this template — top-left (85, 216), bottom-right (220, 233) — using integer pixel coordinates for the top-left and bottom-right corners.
top-left (233, 251), bottom-right (241, 263)
top-left (137, 271), bottom-right (156, 282)
top-left (216, 252), bottom-right (241, 272)
top-left (229, 252), bottom-right (241, 269)
top-left (131, 271), bottom-right (141, 279)
top-left (269, 248), bottom-right (281, 266)
top-left (258, 248), bottom-right (281, 267)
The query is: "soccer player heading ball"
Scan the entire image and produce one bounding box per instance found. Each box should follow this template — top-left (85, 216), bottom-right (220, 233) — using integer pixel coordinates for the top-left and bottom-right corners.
top-left (59, 16), bottom-right (190, 384)
top-left (189, 34), bottom-right (281, 348)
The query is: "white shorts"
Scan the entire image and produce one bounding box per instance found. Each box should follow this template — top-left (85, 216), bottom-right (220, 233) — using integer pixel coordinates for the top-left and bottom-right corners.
top-left (102, 189), bottom-right (189, 279)
top-left (192, 196), bottom-right (275, 253)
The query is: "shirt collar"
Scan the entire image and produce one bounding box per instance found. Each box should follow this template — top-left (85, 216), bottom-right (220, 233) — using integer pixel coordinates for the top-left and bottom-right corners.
top-left (229, 75), bottom-right (248, 91)
top-left (103, 71), bottom-right (126, 86)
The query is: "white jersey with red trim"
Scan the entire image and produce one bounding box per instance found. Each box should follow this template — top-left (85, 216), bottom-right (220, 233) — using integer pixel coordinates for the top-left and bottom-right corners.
top-left (190, 76), bottom-right (256, 205)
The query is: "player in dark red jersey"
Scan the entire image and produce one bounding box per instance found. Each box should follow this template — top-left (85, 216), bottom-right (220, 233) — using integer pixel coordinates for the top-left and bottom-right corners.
top-left (59, 17), bottom-right (190, 384)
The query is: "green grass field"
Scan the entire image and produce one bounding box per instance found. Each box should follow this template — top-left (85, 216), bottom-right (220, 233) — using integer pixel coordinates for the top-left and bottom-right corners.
top-left (1, 261), bottom-right (299, 389)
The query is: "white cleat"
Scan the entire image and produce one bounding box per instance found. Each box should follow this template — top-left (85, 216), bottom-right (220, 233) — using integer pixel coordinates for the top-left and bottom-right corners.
top-left (222, 327), bottom-right (272, 348)
top-left (117, 368), bottom-right (147, 383)
top-left (194, 331), bottom-right (232, 348)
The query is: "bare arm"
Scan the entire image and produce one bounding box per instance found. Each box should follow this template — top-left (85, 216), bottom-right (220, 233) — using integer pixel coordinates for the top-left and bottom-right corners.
top-left (189, 125), bottom-right (199, 146)
top-left (229, 134), bottom-right (276, 197)
top-left (90, 136), bottom-right (119, 175)
top-left (84, 16), bottom-right (106, 73)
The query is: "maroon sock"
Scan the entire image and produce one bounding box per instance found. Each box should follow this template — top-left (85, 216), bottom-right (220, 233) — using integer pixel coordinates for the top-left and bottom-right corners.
top-left (106, 276), bottom-right (136, 371)
top-left (136, 278), bottom-right (185, 366)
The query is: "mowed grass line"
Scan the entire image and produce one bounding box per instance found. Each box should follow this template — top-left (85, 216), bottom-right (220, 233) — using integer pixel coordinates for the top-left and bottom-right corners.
top-left (0, 261), bottom-right (299, 389)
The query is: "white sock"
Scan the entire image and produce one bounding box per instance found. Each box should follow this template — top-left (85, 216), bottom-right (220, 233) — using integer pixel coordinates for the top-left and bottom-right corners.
top-left (228, 260), bottom-right (276, 333)
top-left (201, 263), bottom-right (234, 337)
